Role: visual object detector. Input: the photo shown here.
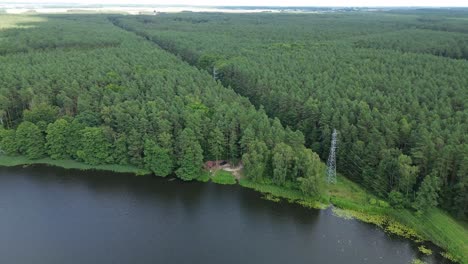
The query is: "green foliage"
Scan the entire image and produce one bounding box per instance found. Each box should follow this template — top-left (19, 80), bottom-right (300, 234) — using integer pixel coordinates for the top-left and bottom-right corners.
top-left (411, 259), bottom-right (426, 264)
top-left (242, 140), bottom-right (269, 181)
top-left (440, 251), bottom-right (458, 262)
top-left (144, 139), bottom-right (173, 177)
top-left (198, 53), bottom-right (225, 71)
top-left (127, 129), bottom-right (144, 166)
top-left (209, 127), bottom-right (225, 161)
top-left (298, 176), bottom-right (318, 197)
top-left (354, 29), bottom-right (468, 59)
top-left (46, 119), bottom-right (70, 159)
top-left (113, 12), bottom-right (468, 219)
top-left (297, 148), bottom-right (324, 196)
top-left (176, 128), bottom-right (204, 181)
top-left (272, 143), bottom-right (294, 185)
top-left (397, 154), bottom-right (418, 200)
top-left (385, 220), bottom-right (421, 241)
top-left (262, 193), bottom-right (281, 202)
top-left (195, 171), bottom-right (211, 182)
top-left (388, 191), bottom-right (406, 209)
top-left (0, 155), bottom-right (148, 175)
top-left (418, 245), bottom-right (433, 255)
top-left (211, 170), bottom-right (236, 185)
top-left (378, 200), bottom-right (390, 208)
top-left (0, 14), bottom-right (314, 185)
top-left (1, 13), bottom-right (467, 262)
top-left (413, 174), bottom-right (441, 213)
top-left (76, 127), bottom-right (113, 165)
top-left (66, 120), bottom-right (84, 159)
top-left (23, 103), bottom-right (59, 129)
top-left (15, 121), bottom-right (45, 159)
top-left (113, 134), bottom-right (129, 165)
top-left (389, 209), bottom-right (468, 263)
top-left (239, 178), bottom-right (326, 209)
top-left (0, 15), bottom-right (122, 55)
top-left (0, 129), bottom-right (18, 155)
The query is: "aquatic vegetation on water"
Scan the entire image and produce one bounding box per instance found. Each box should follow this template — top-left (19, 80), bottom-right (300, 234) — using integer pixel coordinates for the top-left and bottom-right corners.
top-left (297, 200), bottom-right (328, 210)
top-left (418, 245), bottom-right (433, 255)
top-left (262, 193), bottom-right (280, 202)
top-left (441, 251), bottom-right (458, 262)
top-left (332, 208), bottom-right (422, 242)
top-left (385, 220), bottom-right (422, 242)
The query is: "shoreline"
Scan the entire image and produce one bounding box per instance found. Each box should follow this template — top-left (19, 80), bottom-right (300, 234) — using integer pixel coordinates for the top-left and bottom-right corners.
top-left (0, 154), bottom-right (466, 263)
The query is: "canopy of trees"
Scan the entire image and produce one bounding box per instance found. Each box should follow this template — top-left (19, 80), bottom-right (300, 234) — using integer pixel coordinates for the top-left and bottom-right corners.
top-left (0, 14), bottom-right (324, 198)
top-left (111, 11), bottom-right (468, 218)
top-left (0, 11), bottom-right (466, 219)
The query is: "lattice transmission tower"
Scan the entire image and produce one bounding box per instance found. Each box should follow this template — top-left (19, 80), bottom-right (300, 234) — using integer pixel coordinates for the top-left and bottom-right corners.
top-left (212, 66), bottom-right (218, 81)
top-left (326, 129), bottom-right (338, 184)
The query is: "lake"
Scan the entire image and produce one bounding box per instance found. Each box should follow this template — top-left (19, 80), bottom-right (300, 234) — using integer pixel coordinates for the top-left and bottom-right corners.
top-left (0, 166), bottom-right (452, 264)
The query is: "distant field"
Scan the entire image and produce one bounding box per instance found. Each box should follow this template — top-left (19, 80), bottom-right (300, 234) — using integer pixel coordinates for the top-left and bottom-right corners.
top-left (0, 14), bottom-right (46, 29)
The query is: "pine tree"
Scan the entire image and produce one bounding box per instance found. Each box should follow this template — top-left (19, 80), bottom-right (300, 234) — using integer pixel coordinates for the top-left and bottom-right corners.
top-left (272, 143), bottom-right (294, 185)
top-left (242, 140), bottom-right (269, 181)
top-left (127, 129), bottom-right (144, 166)
top-left (176, 128), bottom-right (203, 181)
top-left (397, 154), bottom-right (419, 199)
top-left (240, 126), bottom-right (255, 155)
top-left (228, 129), bottom-right (239, 163)
top-left (413, 173), bottom-right (441, 213)
top-left (209, 127), bottom-right (225, 162)
top-left (297, 148), bottom-right (324, 196)
top-left (113, 134), bottom-right (129, 165)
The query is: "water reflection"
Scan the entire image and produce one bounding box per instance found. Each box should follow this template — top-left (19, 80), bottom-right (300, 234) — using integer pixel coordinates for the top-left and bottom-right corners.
top-left (0, 166), bottom-right (453, 264)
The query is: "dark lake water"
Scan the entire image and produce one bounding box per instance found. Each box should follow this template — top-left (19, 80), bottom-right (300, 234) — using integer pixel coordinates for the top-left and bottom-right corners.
top-left (0, 166), bottom-right (452, 264)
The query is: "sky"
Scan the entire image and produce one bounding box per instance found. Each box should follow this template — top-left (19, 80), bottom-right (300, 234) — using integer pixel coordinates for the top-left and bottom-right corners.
top-left (3, 0), bottom-right (468, 7)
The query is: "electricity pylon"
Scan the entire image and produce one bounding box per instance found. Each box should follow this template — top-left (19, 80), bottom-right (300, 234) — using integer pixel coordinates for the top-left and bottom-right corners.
top-left (326, 129), bottom-right (338, 184)
top-left (212, 66), bottom-right (218, 81)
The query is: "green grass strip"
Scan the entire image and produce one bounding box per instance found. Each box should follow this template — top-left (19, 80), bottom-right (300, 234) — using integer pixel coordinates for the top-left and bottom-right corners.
top-left (0, 155), bottom-right (150, 175)
top-left (211, 170), bottom-right (236, 185)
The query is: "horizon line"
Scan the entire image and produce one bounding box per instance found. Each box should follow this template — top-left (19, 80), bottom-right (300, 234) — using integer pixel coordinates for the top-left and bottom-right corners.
top-left (3, 3), bottom-right (468, 8)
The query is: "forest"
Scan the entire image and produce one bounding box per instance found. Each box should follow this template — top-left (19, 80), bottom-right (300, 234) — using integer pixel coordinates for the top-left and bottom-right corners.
top-left (111, 11), bottom-right (468, 219)
top-left (0, 14), bottom-right (322, 193)
top-left (0, 11), bottom-right (467, 262)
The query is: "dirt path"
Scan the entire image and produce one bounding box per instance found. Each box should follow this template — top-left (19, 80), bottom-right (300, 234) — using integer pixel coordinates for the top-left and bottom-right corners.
top-left (222, 164), bottom-right (243, 180)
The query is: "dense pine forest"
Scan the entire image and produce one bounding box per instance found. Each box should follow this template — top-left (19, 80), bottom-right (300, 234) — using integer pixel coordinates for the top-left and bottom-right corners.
top-left (0, 11), bottom-right (467, 262)
top-left (111, 11), bottom-right (468, 218)
top-left (0, 15), bottom-right (322, 187)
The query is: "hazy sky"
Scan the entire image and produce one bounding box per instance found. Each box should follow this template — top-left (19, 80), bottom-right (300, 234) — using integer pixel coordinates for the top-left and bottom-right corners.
top-left (4, 0), bottom-right (468, 7)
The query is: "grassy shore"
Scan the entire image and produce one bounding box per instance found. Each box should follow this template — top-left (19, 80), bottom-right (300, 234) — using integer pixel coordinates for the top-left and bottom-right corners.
top-left (211, 170), bottom-right (237, 185)
top-left (329, 176), bottom-right (467, 263)
top-left (1, 154), bottom-right (466, 263)
top-left (239, 178), bottom-right (328, 209)
top-left (0, 155), bottom-right (150, 175)
top-left (240, 175), bottom-right (468, 264)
